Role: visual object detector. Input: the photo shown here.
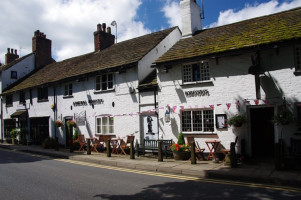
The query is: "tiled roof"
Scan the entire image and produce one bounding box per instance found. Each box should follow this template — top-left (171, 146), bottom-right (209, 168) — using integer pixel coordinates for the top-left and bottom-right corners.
top-left (155, 7), bottom-right (301, 65)
top-left (0, 53), bottom-right (33, 72)
top-left (3, 27), bottom-right (178, 94)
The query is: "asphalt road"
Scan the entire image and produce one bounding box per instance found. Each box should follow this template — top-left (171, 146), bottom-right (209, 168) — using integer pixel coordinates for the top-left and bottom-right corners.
top-left (0, 149), bottom-right (300, 200)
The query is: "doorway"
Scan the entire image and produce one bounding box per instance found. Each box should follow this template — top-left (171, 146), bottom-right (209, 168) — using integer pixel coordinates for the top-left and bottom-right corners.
top-left (250, 107), bottom-right (274, 159)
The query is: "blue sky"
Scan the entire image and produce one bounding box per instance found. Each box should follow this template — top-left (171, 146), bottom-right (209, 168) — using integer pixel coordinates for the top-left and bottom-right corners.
top-left (0, 0), bottom-right (300, 63)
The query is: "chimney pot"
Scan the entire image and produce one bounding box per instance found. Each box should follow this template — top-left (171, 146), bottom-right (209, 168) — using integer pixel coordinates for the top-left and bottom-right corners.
top-left (11, 49), bottom-right (14, 54)
top-left (7, 48), bottom-right (10, 53)
top-left (15, 49), bottom-right (17, 55)
top-left (102, 23), bottom-right (106, 32)
top-left (97, 24), bottom-right (101, 31)
top-left (107, 27), bottom-right (111, 34)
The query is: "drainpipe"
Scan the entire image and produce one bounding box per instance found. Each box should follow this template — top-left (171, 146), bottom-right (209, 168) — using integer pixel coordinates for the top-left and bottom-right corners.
top-left (53, 86), bottom-right (57, 138)
top-left (154, 87), bottom-right (159, 140)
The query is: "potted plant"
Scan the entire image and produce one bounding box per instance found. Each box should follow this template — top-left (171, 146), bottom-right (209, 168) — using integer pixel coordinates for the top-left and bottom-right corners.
top-left (170, 133), bottom-right (190, 160)
top-left (10, 128), bottom-right (20, 145)
top-left (227, 114), bottom-right (246, 127)
top-left (55, 120), bottom-right (62, 127)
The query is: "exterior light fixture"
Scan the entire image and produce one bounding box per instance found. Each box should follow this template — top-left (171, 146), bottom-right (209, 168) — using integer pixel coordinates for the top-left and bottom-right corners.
top-left (111, 20), bottom-right (117, 43)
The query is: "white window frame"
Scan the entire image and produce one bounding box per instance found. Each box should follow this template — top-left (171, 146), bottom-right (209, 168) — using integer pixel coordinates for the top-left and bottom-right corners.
top-left (181, 109), bottom-right (214, 133)
top-left (96, 116), bottom-right (114, 134)
top-left (182, 61), bottom-right (210, 83)
top-left (64, 83), bottom-right (73, 97)
top-left (95, 73), bottom-right (114, 91)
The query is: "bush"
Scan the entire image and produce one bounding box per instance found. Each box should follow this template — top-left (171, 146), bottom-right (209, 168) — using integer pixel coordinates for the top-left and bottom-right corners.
top-left (177, 132), bottom-right (185, 145)
top-left (10, 128), bottom-right (20, 139)
top-left (227, 114), bottom-right (246, 127)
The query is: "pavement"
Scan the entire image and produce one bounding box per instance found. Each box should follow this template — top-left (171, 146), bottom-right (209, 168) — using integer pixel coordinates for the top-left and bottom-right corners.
top-left (1, 143), bottom-right (301, 188)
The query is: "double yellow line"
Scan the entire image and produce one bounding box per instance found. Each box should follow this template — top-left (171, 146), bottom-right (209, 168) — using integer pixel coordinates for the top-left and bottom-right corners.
top-left (54, 158), bottom-right (301, 193)
top-left (5, 149), bottom-right (301, 193)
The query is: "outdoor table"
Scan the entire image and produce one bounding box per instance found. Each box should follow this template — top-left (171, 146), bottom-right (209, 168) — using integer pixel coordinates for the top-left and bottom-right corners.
top-left (205, 140), bottom-right (220, 160)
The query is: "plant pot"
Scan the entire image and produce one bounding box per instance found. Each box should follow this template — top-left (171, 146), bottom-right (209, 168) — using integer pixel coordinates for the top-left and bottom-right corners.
top-left (173, 151), bottom-right (191, 160)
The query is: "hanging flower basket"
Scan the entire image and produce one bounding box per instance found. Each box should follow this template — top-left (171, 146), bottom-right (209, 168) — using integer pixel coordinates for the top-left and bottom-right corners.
top-left (66, 120), bottom-right (77, 127)
top-left (227, 114), bottom-right (246, 127)
top-left (273, 109), bottom-right (293, 126)
top-left (55, 120), bottom-right (62, 127)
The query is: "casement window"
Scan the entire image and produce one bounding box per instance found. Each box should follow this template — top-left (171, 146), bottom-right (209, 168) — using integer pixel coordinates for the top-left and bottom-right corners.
top-left (295, 45), bottom-right (301, 72)
top-left (6, 94), bottom-right (13, 107)
top-left (37, 87), bottom-right (48, 102)
top-left (181, 109), bottom-right (214, 133)
top-left (64, 83), bottom-right (73, 97)
top-left (11, 71), bottom-right (17, 79)
top-left (95, 73), bottom-right (114, 91)
top-left (183, 62), bottom-right (210, 83)
top-left (96, 116), bottom-right (114, 134)
top-left (19, 91), bottom-right (25, 104)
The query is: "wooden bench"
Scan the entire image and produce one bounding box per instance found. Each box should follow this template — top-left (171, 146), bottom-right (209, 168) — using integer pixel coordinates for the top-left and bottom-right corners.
top-left (136, 139), bottom-right (173, 158)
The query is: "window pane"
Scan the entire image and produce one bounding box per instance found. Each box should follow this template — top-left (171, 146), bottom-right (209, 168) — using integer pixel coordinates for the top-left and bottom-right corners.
top-left (64, 85), bottom-right (68, 96)
top-left (96, 76), bottom-right (101, 91)
top-left (182, 111), bottom-right (192, 132)
top-left (183, 65), bottom-right (192, 83)
top-left (200, 62), bottom-right (210, 81)
top-left (69, 84), bottom-right (72, 95)
top-left (192, 63), bottom-right (200, 81)
top-left (203, 110), bottom-right (214, 132)
top-left (192, 111), bottom-right (202, 131)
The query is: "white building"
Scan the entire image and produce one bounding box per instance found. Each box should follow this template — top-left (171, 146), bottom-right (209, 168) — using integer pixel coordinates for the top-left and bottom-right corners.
top-left (0, 31), bottom-right (54, 142)
top-left (153, 1), bottom-right (301, 159)
top-left (1, 24), bottom-right (181, 145)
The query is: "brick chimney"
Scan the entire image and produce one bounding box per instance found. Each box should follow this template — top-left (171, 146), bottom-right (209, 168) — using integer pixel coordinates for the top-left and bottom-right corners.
top-left (5, 48), bottom-right (19, 65)
top-left (32, 30), bottom-right (52, 69)
top-left (180, 0), bottom-right (202, 37)
top-left (94, 23), bottom-right (115, 52)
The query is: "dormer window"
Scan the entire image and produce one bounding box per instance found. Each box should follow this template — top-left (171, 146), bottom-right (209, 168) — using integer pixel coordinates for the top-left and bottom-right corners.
top-left (11, 71), bottom-right (17, 79)
top-left (95, 73), bottom-right (114, 91)
top-left (182, 62), bottom-right (210, 83)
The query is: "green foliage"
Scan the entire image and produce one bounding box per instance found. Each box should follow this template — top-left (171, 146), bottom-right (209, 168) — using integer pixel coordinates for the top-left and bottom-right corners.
top-left (177, 132), bottom-right (185, 145)
top-left (10, 128), bottom-right (20, 139)
top-left (73, 128), bottom-right (79, 141)
top-left (170, 143), bottom-right (190, 152)
top-left (227, 114), bottom-right (246, 127)
top-left (274, 109), bottom-right (293, 125)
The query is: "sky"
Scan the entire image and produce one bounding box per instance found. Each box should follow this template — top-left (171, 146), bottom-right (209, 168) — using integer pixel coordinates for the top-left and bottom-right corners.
top-left (1, 0), bottom-right (301, 64)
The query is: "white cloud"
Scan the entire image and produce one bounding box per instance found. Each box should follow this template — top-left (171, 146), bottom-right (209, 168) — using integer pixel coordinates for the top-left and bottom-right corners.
top-left (209, 0), bottom-right (301, 28)
top-left (0, 0), bottom-right (150, 63)
top-left (162, 0), bottom-right (181, 28)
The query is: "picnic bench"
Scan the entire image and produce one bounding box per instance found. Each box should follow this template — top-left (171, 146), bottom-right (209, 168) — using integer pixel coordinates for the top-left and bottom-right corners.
top-left (136, 139), bottom-right (173, 158)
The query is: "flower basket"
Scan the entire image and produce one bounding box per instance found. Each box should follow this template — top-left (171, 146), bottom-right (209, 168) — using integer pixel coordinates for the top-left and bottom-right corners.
top-left (274, 109), bottom-right (293, 126)
top-left (173, 151), bottom-right (191, 160)
top-left (55, 120), bottom-right (62, 127)
top-left (227, 114), bottom-right (246, 127)
top-left (66, 120), bottom-right (77, 127)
